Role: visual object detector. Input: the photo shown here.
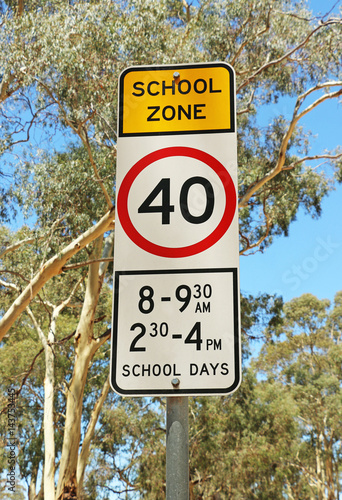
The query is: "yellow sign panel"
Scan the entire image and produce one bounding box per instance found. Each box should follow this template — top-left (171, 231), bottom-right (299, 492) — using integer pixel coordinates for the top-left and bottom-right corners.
top-left (118, 63), bottom-right (235, 136)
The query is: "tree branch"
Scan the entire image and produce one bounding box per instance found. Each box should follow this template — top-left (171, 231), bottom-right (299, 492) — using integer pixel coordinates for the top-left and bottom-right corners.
top-left (237, 89), bottom-right (256, 115)
top-left (0, 278), bottom-right (20, 291)
top-left (32, 77), bottom-right (113, 210)
top-left (61, 257), bottom-right (113, 272)
top-left (17, 0), bottom-right (24, 17)
top-left (80, 128), bottom-right (113, 210)
top-left (0, 208), bottom-right (115, 341)
top-left (0, 236), bottom-right (44, 259)
top-left (76, 376), bottom-right (111, 489)
top-left (239, 198), bottom-right (271, 255)
top-left (231, 6), bottom-right (272, 67)
top-left (296, 86), bottom-right (342, 123)
top-left (26, 306), bottom-right (48, 350)
top-left (237, 20), bottom-right (339, 93)
top-left (0, 216), bottom-right (65, 259)
top-left (0, 72), bottom-right (17, 104)
top-left (239, 84), bottom-right (342, 208)
top-left (282, 152), bottom-right (342, 171)
top-left (13, 348), bottom-right (45, 406)
top-left (182, 0), bottom-right (191, 23)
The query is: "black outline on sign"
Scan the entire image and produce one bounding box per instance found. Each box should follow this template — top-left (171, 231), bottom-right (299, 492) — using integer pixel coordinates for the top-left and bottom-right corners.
top-left (110, 268), bottom-right (240, 396)
top-left (118, 62), bottom-right (236, 137)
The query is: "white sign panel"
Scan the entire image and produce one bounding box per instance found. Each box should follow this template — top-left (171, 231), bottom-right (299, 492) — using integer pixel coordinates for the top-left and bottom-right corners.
top-left (110, 62), bottom-right (240, 396)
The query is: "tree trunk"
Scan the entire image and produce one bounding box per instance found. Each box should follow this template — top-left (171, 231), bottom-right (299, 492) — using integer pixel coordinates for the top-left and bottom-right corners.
top-left (17, 0), bottom-right (24, 17)
top-left (56, 342), bottom-right (97, 499)
top-left (324, 437), bottom-right (336, 500)
top-left (26, 307), bottom-right (56, 499)
top-left (44, 340), bottom-right (56, 500)
top-left (316, 431), bottom-right (328, 500)
top-left (56, 234), bottom-right (113, 498)
top-left (28, 466), bottom-right (38, 500)
top-left (77, 376), bottom-right (110, 492)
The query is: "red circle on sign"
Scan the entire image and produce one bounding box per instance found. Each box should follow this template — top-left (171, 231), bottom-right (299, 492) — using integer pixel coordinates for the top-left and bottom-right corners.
top-left (117, 147), bottom-right (236, 258)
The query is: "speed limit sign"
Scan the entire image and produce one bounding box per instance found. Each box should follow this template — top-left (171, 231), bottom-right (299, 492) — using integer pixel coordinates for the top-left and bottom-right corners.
top-left (111, 62), bottom-right (240, 396)
top-left (117, 146), bottom-right (236, 258)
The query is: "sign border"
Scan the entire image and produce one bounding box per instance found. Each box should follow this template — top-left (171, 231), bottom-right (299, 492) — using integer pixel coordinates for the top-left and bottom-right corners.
top-left (118, 62), bottom-right (235, 137)
top-left (111, 267), bottom-right (240, 396)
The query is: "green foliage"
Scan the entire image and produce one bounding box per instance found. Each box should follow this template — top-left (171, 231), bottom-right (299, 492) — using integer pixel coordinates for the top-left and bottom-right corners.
top-left (85, 397), bottom-right (166, 499)
top-left (14, 145), bottom-right (115, 236)
top-left (255, 292), bottom-right (342, 499)
top-left (0, 0), bottom-right (341, 250)
top-left (0, 223), bottom-right (113, 493)
top-left (131, 292), bottom-right (342, 499)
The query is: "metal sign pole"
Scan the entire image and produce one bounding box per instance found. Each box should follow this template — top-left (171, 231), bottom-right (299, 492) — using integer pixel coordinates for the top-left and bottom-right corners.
top-left (166, 396), bottom-right (189, 500)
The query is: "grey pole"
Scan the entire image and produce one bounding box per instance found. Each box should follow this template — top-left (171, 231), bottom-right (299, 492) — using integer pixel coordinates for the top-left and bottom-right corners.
top-left (166, 396), bottom-right (189, 500)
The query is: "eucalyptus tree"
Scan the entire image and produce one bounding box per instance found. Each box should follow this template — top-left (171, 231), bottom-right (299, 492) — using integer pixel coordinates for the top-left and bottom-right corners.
top-left (127, 292), bottom-right (342, 499)
top-left (255, 292), bottom-right (342, 500)
top-left (0, 0), bottom-right (341, 498)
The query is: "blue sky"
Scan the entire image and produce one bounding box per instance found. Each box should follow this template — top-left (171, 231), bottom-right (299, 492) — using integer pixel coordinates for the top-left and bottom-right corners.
top-left (240, 99), bottom-right (342, 304)
top-left (240, 0), bottom-right (342, 305)
top-left (240, 186), bottom-right (342, 303)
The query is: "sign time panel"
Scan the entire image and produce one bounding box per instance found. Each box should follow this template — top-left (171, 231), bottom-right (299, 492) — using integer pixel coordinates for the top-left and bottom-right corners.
top-left (112, 269), bottom-right (240, 396)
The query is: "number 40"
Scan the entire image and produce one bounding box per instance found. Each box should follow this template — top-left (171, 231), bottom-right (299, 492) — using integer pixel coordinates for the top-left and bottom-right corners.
top-left (138, 176), bottom-right (215, 225)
